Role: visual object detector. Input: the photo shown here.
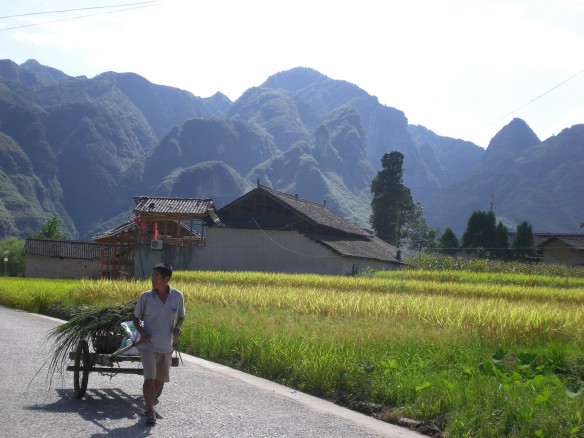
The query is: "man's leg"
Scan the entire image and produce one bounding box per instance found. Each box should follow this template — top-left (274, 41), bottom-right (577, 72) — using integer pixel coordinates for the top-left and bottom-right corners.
top-left (143, 379), bottom-right (157, 416)
top-left (139, 350), bottom-right (158, 423)
top-left (153, 379), bottom-right (161, 400)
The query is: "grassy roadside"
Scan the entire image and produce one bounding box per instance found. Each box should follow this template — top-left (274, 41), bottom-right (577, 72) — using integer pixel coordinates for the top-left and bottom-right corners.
top-left (1, 269), bottom-right (584, 437)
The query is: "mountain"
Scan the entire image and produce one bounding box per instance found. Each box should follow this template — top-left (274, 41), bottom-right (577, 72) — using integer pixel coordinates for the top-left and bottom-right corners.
top-left (424, 119), bottom-right (584, 233)
top-left (96, 71), bottom-right (226, 138)
top-left (119, 117), bottom-right (278, 204)
top-left (0, 59), bottom-right (582, 241)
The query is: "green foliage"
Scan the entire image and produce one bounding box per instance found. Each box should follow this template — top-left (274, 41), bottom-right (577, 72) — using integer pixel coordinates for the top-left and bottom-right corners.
top-left (45, 301), bottom-right (136, 386)
top-left (31, 214), bottom-right (68, 240)
top-left (493, 220), bottom-right (510, 258)
top-left (462, 210), bottom-right (510, 259)
top-left (514, 220), bottom-right (535, 257)
top-left (0, 237), bottom-right (25, 276)
top-left (438, 228), bottom-right (459, 255)
top-left (370, 151), bottom-right (418, 246)
top-left (410, 253), bottom-right (584, 277)
top-left (462, 210), bottom-right (497, 255)
top-left (403, 208), bottom-right (439, 255)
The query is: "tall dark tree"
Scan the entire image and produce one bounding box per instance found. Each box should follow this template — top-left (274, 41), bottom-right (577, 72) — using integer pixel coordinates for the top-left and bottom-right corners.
top-left (438, 228), bottom-right (459, 255)
top-left (31, 214), bottom-right (68, 240)
top-left (513, 220), bottom-right (535, 257)
top-left (493, 221), bottom-right (509, 259)
top-left (370, 151), bottom-right (417, 247)
top-left (461, 210), bottom-right (497, 256)
top-left (462, 210), bottom-right (511, 258)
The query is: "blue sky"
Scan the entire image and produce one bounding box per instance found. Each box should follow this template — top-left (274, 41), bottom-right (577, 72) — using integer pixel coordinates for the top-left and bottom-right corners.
top-left (1, 0), bottom-right (582, 147)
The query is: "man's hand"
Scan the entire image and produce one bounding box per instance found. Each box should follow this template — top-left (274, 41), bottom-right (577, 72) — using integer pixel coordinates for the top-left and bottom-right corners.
top-left (136, 333), bottom-right (150, 345)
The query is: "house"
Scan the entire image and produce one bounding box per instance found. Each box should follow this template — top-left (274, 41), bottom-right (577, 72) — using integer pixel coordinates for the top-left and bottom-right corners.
top-left (537, 234), bottom-right (584, 267)
top-left (24, 238), bottom-right (113, 279)
top-left (193, 183), bottom-right (406, 275)
top-left (93, 196), bottom-right (220, 279)
top-left (507, 232), bottom-right (584, 266)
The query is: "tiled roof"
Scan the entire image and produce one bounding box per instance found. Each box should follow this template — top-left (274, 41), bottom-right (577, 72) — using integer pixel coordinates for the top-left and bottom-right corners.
top-left (217, 184), bottom-right (403, 264)
top-left (134, 196), bottom-right (215, 217)
top-left (92, 220), bottom-right (136, 240)
top-left (308, 234), bottom-right (405, 264)
top-left (258, 185), bottom-right (371, 237)
top-left (24, 238), bottom-right (112, 259)
top-left (539, 234), bottom-right (584, 251)
top-left (92, 220), bottom-right (203, 241)
top-left (509, 232), bottom-right (557, 248)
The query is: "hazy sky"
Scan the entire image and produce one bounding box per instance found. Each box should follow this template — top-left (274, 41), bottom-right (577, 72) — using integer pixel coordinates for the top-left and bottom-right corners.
top-left (1, 0), bottom-right (582, 147)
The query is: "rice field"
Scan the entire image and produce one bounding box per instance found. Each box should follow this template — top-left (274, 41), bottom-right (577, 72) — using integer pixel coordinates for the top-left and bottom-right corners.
top-left (1, 267), bottom-right (583, 437)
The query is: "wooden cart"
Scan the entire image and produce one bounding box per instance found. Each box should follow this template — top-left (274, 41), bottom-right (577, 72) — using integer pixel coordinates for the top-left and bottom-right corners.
top-left (66, 339), bottom-right (179, 399)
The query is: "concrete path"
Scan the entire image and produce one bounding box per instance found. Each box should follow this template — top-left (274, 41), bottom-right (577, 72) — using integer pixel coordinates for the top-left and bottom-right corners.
top-left (0, 306), bottom-right (425, 437)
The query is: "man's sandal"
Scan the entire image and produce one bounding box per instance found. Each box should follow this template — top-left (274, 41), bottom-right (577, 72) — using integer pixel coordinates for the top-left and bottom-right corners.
top-left (144, 409), bottom-right (157, 425)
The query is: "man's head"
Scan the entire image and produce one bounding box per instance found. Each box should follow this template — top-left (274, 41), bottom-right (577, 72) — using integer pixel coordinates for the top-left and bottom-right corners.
top-left (151, 263), bottom-right (173, 292)
top-left (152, 262), bottom-right (173, 279)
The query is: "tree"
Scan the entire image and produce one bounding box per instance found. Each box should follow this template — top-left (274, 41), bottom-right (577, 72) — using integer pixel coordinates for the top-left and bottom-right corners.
top-left (461, 210), bottom-right (497, 257)
top-left (0, 238), bottom-right (25, 276)
top-left (370, 151), bottom-right (417, 248)
top-left (438, 228), bottom-right (459, 255)
top-left (492, 221), bottom-right (509, 259)
top-left (403, 206), bottom-right (439, 255)
top-left (31, 214), bottom-right (68, 240)
top-left (513, 220), bottom-right (534, 258)
top-left (462, 210), bottom-right (510, 258)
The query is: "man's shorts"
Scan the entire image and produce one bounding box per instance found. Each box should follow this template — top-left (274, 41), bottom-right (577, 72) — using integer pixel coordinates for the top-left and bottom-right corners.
top-left (140, 349), bottom-right (172, 382)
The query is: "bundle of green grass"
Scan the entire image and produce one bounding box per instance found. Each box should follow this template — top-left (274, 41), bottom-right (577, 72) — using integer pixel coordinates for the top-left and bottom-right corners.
top-left (45, 300), bottom-right (137, 378)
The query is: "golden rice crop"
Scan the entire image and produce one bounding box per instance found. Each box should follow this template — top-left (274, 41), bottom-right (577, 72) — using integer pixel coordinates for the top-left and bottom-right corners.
top-left (3, 270), bottom-right (583, 344)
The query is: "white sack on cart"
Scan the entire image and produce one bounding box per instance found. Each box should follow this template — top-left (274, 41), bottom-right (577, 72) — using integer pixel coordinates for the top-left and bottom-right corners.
top-left (120, 321), bottom-right (140, 355)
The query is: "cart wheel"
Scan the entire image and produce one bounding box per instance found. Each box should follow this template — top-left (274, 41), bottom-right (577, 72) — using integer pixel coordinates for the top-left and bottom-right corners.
top-left (73, 340), bottom-right (90, 399)
top-left (155, 382), bottom-right (164, 399)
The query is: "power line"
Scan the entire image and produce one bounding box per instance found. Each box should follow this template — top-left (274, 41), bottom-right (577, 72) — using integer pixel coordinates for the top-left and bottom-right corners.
top-left (490, 70), bottom-right (584, 125)
top-left (0, 1), bottom-right (161, 32)
top-left (397, 70), bottom-right (583, 182)
top-left (251, 217), bottom-right (340, 259)
top-left (0, 1), bottom-right (158, 19)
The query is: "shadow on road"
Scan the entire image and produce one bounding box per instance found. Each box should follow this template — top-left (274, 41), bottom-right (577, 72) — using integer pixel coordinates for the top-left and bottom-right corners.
top-left (25, 388), bottom-right (156, 437)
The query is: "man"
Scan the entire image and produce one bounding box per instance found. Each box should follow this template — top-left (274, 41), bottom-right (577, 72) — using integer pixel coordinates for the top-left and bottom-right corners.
top-left (133, 263), bottom-right (185, 425)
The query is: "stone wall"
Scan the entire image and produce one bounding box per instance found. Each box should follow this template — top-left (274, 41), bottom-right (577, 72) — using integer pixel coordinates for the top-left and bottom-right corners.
top-left (25, 255), bottom-right (102, 279)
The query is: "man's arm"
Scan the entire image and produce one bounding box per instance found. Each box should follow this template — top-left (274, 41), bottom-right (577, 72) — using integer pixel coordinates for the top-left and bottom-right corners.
top-left (173, 315), bottom-right (184, 337)
top-left (173, 292), bottom-right (186, 336)
top-left (132, 315), bottom-right (149, 344)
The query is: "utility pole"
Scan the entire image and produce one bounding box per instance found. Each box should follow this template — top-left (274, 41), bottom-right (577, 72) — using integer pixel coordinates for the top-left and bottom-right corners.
top-left (3, 251), bottom-right (8, 276)
top-left (489, 193), bottom-right (495, 211)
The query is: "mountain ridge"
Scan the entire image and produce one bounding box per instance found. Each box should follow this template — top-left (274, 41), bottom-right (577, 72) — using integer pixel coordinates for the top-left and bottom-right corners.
top-left (0, 59), bottom-right (581, 241)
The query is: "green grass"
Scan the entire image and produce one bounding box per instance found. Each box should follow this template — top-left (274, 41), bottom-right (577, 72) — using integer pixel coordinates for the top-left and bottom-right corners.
top-left (1, 266), bottom-right (584, 437)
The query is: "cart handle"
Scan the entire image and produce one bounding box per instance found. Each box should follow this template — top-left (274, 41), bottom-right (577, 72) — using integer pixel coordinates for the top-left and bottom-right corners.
top-left (109, 342), bottom-right (138, 358)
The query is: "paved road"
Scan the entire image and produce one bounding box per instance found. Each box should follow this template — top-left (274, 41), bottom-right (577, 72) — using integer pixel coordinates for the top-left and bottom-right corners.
top-left (0, 306), bottom-right (424, 437)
